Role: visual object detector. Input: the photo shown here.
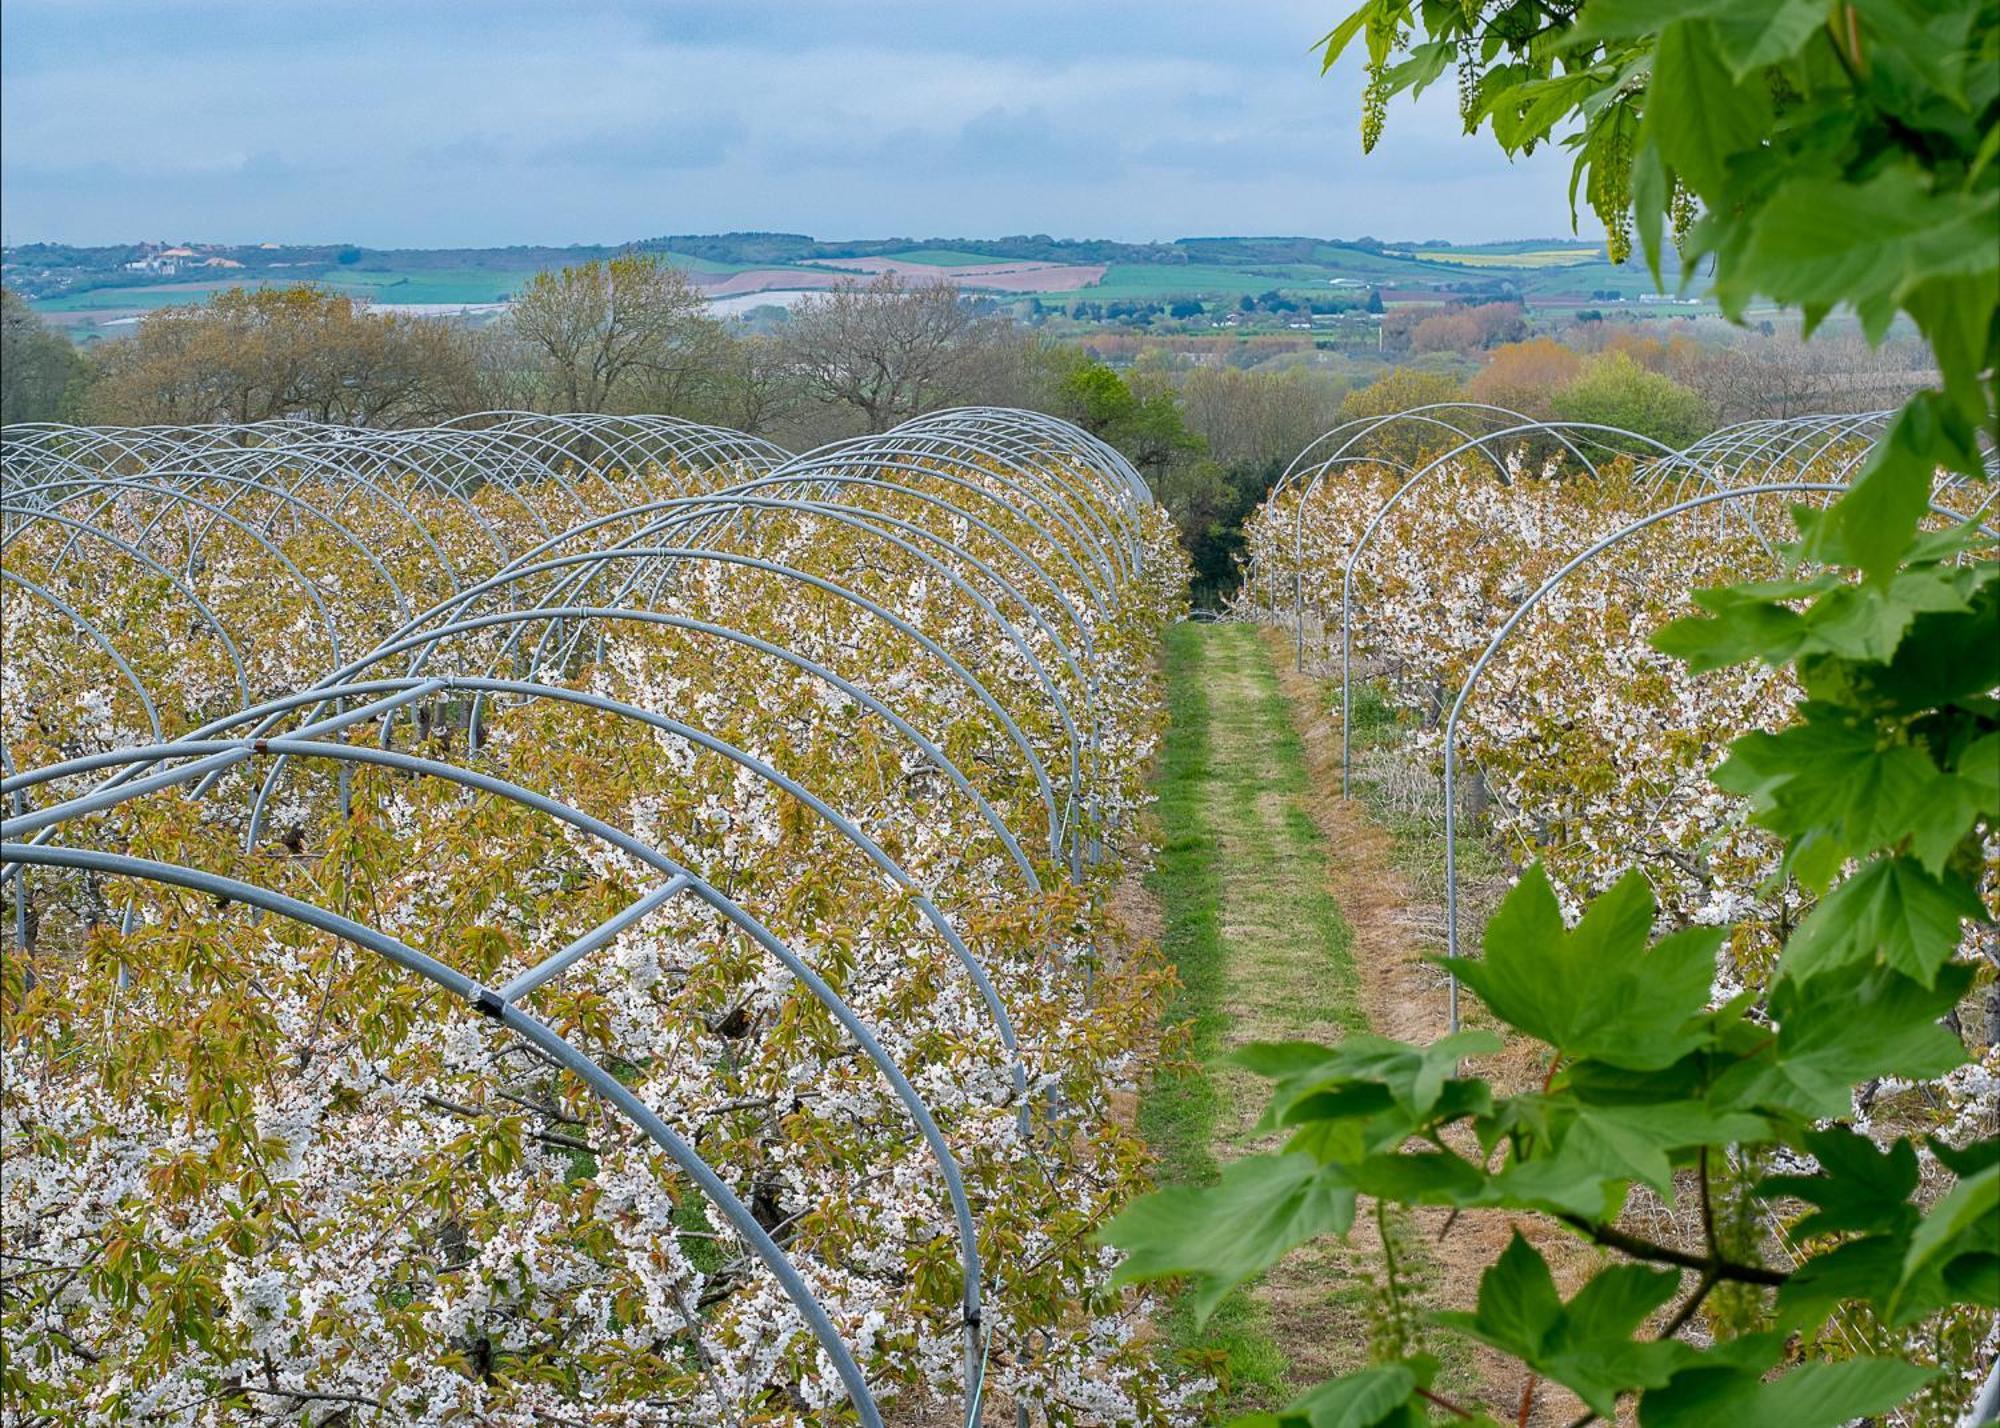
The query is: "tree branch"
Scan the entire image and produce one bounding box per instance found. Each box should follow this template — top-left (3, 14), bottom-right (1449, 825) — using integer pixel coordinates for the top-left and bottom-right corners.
top-left (1556, 1213), bottom-right (1787, 1286)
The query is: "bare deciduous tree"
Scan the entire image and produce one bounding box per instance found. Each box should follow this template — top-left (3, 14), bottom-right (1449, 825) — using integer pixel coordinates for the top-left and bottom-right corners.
top-left (510, 254), bottom-right (720, 413)
top-left (690, 331), bottom-right (798, 435)
top-left (1669, 329), bottom-right (1934, 423)
top-left (779, 274), bottom-right (1005, 432)
top-left (1176, 364), bottom-right (1348, 472)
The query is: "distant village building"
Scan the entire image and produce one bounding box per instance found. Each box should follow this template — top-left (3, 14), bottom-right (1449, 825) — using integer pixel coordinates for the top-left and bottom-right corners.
top-left (122, 243), bottom-right (242, 277)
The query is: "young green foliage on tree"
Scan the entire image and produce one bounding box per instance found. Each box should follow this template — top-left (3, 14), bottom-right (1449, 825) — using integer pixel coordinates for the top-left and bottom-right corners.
top-left (1106, 1), bottom-right (1999, 1422)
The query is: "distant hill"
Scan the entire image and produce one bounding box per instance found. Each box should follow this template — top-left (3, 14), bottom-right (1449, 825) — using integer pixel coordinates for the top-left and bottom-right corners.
top-left (3, 232), bottom-right (1691, 332)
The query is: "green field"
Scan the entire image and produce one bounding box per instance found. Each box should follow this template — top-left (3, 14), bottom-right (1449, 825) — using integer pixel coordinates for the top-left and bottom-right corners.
top-left (33, 270), bottom-right (524, 313)
top-left (1405, 248), bottom-right (1603, 268)
top-left (15, 233), bottom-right (1696, 323)
top-left (295, 267), bottom-right (530, 302)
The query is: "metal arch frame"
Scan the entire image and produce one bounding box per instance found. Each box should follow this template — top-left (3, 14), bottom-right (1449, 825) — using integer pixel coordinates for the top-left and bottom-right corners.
top-left (1269, 412), bottom-right (1525, 628)
top-left (441, 602), bottom-right (1048, 880)
top-left (588, 505), bottom-right (1105, 862)
top-left (3, 424), bottom-right (1165, 903)
top-left (1628, 413), bottom-right (1999, 564)
top-left (434, 409), bottom-right (791, 477)
top-left (622, 498), bottom-right (1110, 873)
top-left (679, 473), bottom-right (1106, 641)
top-left (875, 420), bottom-right (1147, 564)
top-left (5, 412), bottom-right (786, 493)
top-left (3, 490), bottom-right (353, 676)
top-left (0, 508), bottom-right (254, 714)
top-left (1255, 403), bottom-right (1619, 619)
top-left (1334, 422), bottom-right (1681, 793)
top-left (4, 416), bottom-right (1158, 891)
top-left (2, 411), bottom-right (787, 661)
top-left (2, 839), bottom-right (889, 1428)
top-left (1280, 453), bottom-right (1418, 669)
top-left (426, 489), bottom-right (1124, 882)
top-left (528, 493), bottom-right (1097, 728)
top-left (176, 454), bottom-right (478, 592)
top-left (373, 554), bottom-right (1071, 878)
top-left (1641, 412), bottom-right (1888, 496)
top-left (18, 471), bottom-right (416, 624)
top-left (524, 504), bottom-right (1104, 863)
top-left (10, 456), bottom-right (479, 602)
top-left (235, 675), bottom-right (1036, 1125)
top-left (800, 411), bottom-right (1150, 578)
top-left (8, 656), bottom-right (1041, 1166)
top-left (2, 404), bottom-right (1166, 1421)
top-left (386, 471), bottom-right (1118, 873)
top-left (1434, 483), bottom-right (2000, 1030)
top-left (1269, 401), bottom-right (1537, 494)
top-left (765, 436), bottom-right (1138, 598)
top-left (4, 412), bottom-right (784, 564)
top-left (4, 724), bottom-right (987, 1421)
top-left (199, 433), bottom-right (551, 563)
top-left (1267, 400), bottom-right (1655, 509)
top-left (716, 460), bottom-right (1123, 618)
top-left (7, 450), bottom-right (1144, 896)
top-left (0, 569), bottom-right (166, 743)
top-left (11, 657), bottom-right (1036, 1092)
top-left (895, 405), bottom-right (1156, 522)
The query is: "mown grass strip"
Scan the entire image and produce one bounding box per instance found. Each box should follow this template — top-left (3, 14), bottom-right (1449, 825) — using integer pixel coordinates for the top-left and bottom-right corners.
top-left (1208, 626), bottom-right (1366, 1046)
top-left (1139, 622), bottom-right (1287, 1399)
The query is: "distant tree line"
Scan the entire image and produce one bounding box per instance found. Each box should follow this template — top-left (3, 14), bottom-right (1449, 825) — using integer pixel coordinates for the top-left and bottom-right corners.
top-left (1, 257), bottom-right (1931, 607)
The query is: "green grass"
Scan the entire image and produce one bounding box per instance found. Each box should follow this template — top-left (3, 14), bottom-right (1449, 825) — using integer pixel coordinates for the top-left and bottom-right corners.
top-left (1139, 623), bottom-right (1290, 1400)
top-left (1405, 248), bottom-right (1602, 268)
top-left (26, 240), bottom-right (1705, 321)
top-left (29, 250), bottom-right (749, 317)
top-left (33, 269), bottom-right (526, 312)
top-left (1139, 623), bottom-right (1380, 1405)
top-left (1337, 678), bottom-right (1505, 919)
top-left (303, 266), bottom-right (531, 302)
top-left (1076, 262), bottom-right (1339, 302)
top-left (31, 281), bottom-right (284, 313)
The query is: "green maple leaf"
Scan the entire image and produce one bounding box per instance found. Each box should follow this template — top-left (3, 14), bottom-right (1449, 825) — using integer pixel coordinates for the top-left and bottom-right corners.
top-left (1780, 856), bottom-right (1985, 986)
top-left (1445, 866), bottom-right (1716, 1071)
top-left (1236, 1029), bottom-right (1501, 1126)
top-left (1893, 1163), bottom-right (2000, 1319)
top-left (1434, 1234), bottom-right (1691, 1416)
top-left (1757, 1128), bottom-right (1919, 1238)
top-left (1639, 1357), bottom-right (1934, 1427)
top-left (1237, 1359), bottom-right (1435, 1428)
top-left (1102, 1153), bottom-right (1355, 1321)
top-left (1716, 962), bottom-right (1971, 1117)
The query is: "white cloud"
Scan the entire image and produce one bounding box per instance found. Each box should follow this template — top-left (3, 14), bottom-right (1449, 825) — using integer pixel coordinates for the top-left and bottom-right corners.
top-left (0, 0), bottom-right (1596, 245)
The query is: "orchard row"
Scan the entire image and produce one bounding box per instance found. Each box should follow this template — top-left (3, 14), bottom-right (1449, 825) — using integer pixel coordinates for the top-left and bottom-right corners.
top-left (0, 410), bottom-right (1199, 1426)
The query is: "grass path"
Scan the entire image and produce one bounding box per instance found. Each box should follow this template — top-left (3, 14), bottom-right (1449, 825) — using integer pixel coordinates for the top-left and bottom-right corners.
top-left (1139, 622), bottom-right (1369, 1404)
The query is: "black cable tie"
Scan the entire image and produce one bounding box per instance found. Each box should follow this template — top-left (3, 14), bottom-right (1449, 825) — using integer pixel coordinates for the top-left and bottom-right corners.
top-left (469, 987), bottom-right (507, 1020)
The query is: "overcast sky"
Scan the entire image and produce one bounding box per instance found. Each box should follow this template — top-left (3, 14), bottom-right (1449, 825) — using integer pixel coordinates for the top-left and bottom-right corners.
top-left (1, 0), bottom-right (1600, 249)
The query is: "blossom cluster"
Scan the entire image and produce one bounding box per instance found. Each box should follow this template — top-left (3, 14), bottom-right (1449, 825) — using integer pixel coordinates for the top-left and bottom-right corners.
top-left (1, 415), bottom-right (1202, 1424)
top-left (1235, 441), bottom-right (1995, 1126)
